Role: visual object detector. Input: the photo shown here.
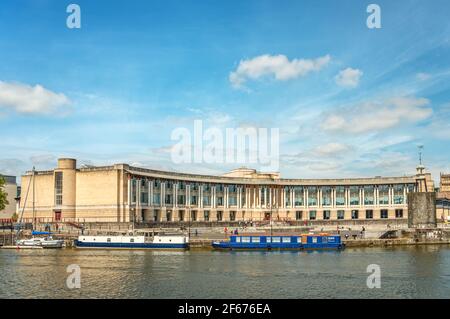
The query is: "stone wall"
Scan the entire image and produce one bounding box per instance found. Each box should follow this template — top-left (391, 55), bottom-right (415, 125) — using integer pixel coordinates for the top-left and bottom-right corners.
top-left (407, 192), bottom-right (436, 228)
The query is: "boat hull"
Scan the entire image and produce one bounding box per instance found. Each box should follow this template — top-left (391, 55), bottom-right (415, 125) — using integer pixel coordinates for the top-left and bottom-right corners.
top-left (74, 240), bottom-right (189, 250)
top-left (212, 242), bottom-right (344, 250)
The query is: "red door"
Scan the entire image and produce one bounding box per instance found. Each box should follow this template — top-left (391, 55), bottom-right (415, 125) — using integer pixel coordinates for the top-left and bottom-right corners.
top-left (54, 211), bottom-right (62, 221)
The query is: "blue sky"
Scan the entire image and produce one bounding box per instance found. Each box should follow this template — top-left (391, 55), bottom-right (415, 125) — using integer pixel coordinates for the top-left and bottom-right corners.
top-left (0, 0), bottom-right (449, 183)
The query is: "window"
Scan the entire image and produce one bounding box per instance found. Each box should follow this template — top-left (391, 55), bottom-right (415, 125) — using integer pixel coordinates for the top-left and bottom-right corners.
top-left (228, 196), bottom-right (237, 206)
top-left (285, 187), bottom-right (291, 207)
top-left (294, 187), bottom-right (304, 206)
top-left (379, 185), bottom-right (389, 205)
top-left (229, 185), bottom-right (237, 193)
top-left (191, 195), bottom-right (198, 205)
top-left (153, 194), bottom-right (160, 205)
top-left (217, 197), bottom-right (224, 206)
top-left (282, 237), bottom-right (291, 243)
top-left (153, 180), bottom-right (160, 189)
top-left (393, 185), bottom-right (404, 204)
top-left (165, 194), bottom-right (172, 205)
top-left (337, 210), bottom-right (345, 220)
top-left (217, 184), bottom-right (224, 192)
top-left (230, 211), bottom-right (236, 221)
top-left (350, 186), bottom-right (360, 206)
top-left (191, 210), bottom-right (197, 221)
top-left (130, 238), bottom-right (134, 243)
top-left (295, 211), bottom-right (303, 220)
top-left (179, 182), bottom-right (185, 190)
top-left (166, 211), bottom-right (172, 221)
top-left (335, 186), bottom-right (345, 206)
top-left (177, 195), bottom-right (185, 205)
top-left (381, 209), bottom-right (388, 219)
top-left (351, 210), bottom-right (359, 219)
top-left (178, 210), bottom-right (184, 222)
top-left (366, 210), bottom-right (373, 219)
top-left (323, 210), bottom-right (331, 220)
top-left (322, 187), bottom-right (332, 206)
top-left (203, 184), bottom-right (211, 192)
top-left (308, 187), bottom-right (318, 206)
top-left (364, 186), bottom-right (374, 205)
top-left (203, 195), bottom-right (211, 206)
top-left (395, 209), bottom-right (403, 218)
top-left (309, 210), bottom-right (317, 220)
top-left (166, 182), bottom-right (172, 189)
top-left (204, 211), bottom-right (210, 221)
top-left (241, 237), bottom-right (250, 243)
top-left (272, 237), bottom-right (281, 243)
top-left (55, 172), bottom-right (63, 206)
top-left (107, 238), bottom-right (111, 242)
top-left (217, 211), bottom-right (223, 221)
top-left (252, 237), bottom-right (260, 243)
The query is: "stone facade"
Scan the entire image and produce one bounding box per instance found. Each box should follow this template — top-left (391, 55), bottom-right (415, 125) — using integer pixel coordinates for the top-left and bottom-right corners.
top-left (18, 158), bottom-right (431, 224)
top-left (0, 175), bottom-right (18, 220)
top-left (407, 192), bottom-right (437, 228)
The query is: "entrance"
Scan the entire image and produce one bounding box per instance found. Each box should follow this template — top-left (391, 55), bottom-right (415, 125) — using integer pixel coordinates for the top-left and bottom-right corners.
top-left (264, 212), bottom-right (271, 221)
top-left (54, 210), bottom-right (62, 222)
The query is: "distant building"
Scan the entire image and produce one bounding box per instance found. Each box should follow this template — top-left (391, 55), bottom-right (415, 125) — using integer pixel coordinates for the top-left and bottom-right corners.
top-left (18, 158), bottom-right (435, 224)
top-left (437, 173), bottom-right (450, 222)
top-left (0, 174), bottom-right (18, 220)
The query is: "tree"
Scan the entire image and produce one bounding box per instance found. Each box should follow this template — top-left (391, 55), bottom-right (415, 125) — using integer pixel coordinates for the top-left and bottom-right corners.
top-left (0, 176), bottom-right (9, 211)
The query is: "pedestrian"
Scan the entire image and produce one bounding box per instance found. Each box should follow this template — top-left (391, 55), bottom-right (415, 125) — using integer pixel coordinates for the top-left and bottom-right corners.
top-left (224, 227), bottom-right (228, 234)
top-left (195, 229), bottom-right (198, 237)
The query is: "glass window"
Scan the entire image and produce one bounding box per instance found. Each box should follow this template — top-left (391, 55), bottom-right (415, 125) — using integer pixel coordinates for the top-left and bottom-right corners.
top-left (191, 195), bottom-right (198, 205)
top-left (153, 194), bottom-right (160, 205)
top-left (241, 237), bottom-right (250, 243)
top-left (217, 196), bottom-right (224, 206)
top-left (203, 195), bottom-right (211, 206)
top-left (285, 187), bottom-right (291, 207)
top-left (323, 210), bottom-right (331, 220)
top-left (228, 195), bottom-right (237, 206)
top-left (308, 187), bottom-right (318, 206)
top-left (322, 187), bottom-right (332, 206)
top-left (235, 237), bottom-right (241, 243)
top-left (337, 210), bottom-right (345, 220)
top-left (309, 210), bottom-right (317, 220)
top-left (230, 211), bottom-right (236, 221)
top-left (379, 185), bottom-right (389, 205)
top-left (191, 210), bottom-right (197, 221)
top-left (380, 209), bottom-right (388, 219)
top-left (294, 187), bottom-right (304, 206)
top-left (351, 210), bottom-right (359, 219)
top-left (55, 172), bottom-right (63, 206)
top-left (204, 211), bottom-right (210, 221)
top-left (217, 211), bottom-right (223, 221)
top-left (350, 186), bottom-right (360, 206)
top-left (364, 186), bottom-right (374, 205)
top-left (282, 237), bottom-right (291, 243)
top-left (272, 237), bottom-right (281, 243)
top-left (395, 209), bottom-right (403, 218)
top-left (366, 210), bottom-right (373, 219)
top-left (393, 185), bottom-right (404, 204)
top-left (252, 237), bottom-right (260, 243)
top-left (335, 186), bottom-right (345, 206)
top-left (295, 211), bottom-right (303, 220)
top-left (177, 195), bottom-right (185, 205)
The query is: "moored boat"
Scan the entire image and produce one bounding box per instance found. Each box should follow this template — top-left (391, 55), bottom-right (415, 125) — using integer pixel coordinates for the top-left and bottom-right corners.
top-left (75, 231), bottom-right (189, 250)
top-left (212, 233), bottom-right (344, 251)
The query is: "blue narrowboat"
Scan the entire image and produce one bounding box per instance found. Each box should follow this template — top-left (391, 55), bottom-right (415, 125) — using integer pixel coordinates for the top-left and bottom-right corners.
top-left (212, 233), bottom-right (344, 251)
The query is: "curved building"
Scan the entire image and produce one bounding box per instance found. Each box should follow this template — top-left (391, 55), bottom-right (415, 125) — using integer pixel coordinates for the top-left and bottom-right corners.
top-left (19, 158), bottom-right (434, 224)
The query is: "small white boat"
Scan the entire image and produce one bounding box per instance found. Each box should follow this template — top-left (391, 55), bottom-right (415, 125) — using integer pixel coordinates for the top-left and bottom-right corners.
top-left (16, 236), bottom-right (64, 249)
top-left (75, 231), bottom-right (189, 250)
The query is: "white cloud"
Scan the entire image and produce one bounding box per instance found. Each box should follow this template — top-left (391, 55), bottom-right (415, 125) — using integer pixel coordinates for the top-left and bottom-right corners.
top-left (0, 81), bottom-right (71, 114)
top-left (321, 96), bottom-right (432, 134)
top-left (312, 143), bottom-right (351, 156)
top-left (416, 72), bottom-right (431, 81)
top-left (229, 54), bottom-right (331, 88)
top-left (335, 68), bottom-right (363, 88)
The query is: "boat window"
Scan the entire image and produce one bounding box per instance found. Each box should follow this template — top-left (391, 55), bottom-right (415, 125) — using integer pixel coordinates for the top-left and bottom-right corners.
top-left (282, 237), bottom-right (291, 243)
top-left (322, 237), bottom-right (328, 243)
top-left (252, 237), bottom-right (260, 243)
top-left (241, 237), bottom-right (250, 243)
top-left (107, 238), bottom-right (111, 242)
top-left (130, 238), bottom-right (134, 243)
top-left (312, 237), bottom-right (318, 243)
top-left (266, 237), bottom-right (271, 243)
top-left (328, 237), bottom-right (335, 242)
top-left (271, 237), bottom-right (281, 243)
top-left (235, 237), bottom-right (241, 243)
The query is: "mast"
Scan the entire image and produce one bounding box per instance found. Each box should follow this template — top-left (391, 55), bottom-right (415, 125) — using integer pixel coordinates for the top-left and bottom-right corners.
top-left (32, 166), bottom-right (36, 230)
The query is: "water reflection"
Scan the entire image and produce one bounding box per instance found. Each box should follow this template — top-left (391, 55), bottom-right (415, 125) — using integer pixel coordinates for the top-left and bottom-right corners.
top-left (1, 245), bottom-right (450, 298)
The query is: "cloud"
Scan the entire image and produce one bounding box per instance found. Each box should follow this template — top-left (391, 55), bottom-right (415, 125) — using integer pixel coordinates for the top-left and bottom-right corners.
top-left (335, 68), bottom-right (363, 88)
top-left (416, 72), bottom-right (431, 81)
top-left (312, 143), bottom-right (351, 156)
top-left (0, 81), bottom-right (71, 114)
top-left (321, 96), bottom-right (432, 134)
top-left (229, 54), bottom-right (331, 88)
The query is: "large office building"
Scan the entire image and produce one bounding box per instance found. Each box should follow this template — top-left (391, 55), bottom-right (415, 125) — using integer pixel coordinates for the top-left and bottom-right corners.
top-left (18, 158), bottom-right (438, 224)
top-left (0, 174), bottom-right (18, 220)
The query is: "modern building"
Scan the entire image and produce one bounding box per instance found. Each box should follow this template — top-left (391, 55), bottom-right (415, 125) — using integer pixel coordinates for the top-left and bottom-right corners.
top-left (0, 174), bottom-right (18, 220)
top-left (18, 158), bottom-right (437, 224)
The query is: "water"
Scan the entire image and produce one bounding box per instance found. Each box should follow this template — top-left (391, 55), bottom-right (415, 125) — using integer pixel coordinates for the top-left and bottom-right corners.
top-left (1, 245), bottom-right (450, 298)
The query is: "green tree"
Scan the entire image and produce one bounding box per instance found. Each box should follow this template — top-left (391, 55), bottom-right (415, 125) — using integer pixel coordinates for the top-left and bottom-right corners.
top-left (0, 176), bottom-right (9, 211)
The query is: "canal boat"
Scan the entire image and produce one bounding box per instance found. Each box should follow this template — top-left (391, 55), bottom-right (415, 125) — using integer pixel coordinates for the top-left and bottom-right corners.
top-left (212, 233), bottom-right (344, 251)
top-left (75, 231), bottom-right (189, 250)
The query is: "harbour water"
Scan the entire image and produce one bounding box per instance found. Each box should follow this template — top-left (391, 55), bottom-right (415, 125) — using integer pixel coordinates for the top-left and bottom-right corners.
top-left (1, 245), bottom-right (450, 299)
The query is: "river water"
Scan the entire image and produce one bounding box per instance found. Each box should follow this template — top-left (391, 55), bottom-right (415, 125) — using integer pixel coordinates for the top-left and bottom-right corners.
top-left (1, 245), bottom-right (449, 298)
